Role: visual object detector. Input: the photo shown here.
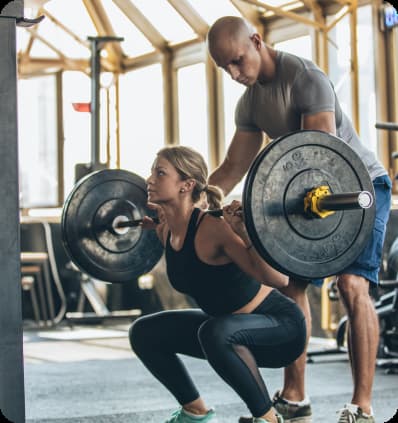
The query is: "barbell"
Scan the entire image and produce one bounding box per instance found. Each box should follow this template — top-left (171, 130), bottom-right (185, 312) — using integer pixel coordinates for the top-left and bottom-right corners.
top-left (61, 130), bottom-right (376, 283)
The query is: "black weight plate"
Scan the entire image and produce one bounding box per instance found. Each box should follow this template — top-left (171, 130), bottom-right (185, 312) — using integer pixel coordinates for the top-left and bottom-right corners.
top-left (243, 130), bottom-right (376, 280)
top-left (62, 169), bottom-right (163, 283)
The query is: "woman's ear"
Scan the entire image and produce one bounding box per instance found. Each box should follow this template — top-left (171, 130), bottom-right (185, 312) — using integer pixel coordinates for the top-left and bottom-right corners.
top-left (182, 179), bottom-right (196, 193)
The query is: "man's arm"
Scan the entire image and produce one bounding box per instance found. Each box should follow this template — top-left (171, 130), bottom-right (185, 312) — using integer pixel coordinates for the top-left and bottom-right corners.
top-left (209, 129), bottom-right (264, 196)
top-left (301, 111), bottom-right (336, 135)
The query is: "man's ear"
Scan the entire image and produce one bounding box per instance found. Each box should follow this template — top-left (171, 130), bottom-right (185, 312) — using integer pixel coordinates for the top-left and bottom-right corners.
top-left (250, 33), bottom-right (262, 50)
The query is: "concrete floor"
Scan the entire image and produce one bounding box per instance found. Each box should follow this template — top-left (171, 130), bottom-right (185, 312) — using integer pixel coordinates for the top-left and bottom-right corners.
top-left (21, 322), bottom-right (398, 423)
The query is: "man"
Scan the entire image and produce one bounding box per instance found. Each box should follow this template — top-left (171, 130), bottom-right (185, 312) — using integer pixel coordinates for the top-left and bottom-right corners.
top-left (207, 16), bottom-right (391, 423)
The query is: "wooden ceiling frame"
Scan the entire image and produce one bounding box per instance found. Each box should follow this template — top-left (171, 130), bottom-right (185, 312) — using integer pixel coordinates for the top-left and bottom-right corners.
top-left (41, 8), bottom-right (90, 49)
top-left (113, 0), bottom-right (168, 53)
top-left (231, 0), bottom-right (264, 33)
top-left (167, 0), bottom-right (209, 39)
top-left (82, 0), bottom-right (123, 72)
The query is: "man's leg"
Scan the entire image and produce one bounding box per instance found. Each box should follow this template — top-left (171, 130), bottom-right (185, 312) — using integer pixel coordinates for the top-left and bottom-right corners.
top-left (278, 279), bottom-right (311, 402)
top-left (336, 274), bottom-right (378, 415)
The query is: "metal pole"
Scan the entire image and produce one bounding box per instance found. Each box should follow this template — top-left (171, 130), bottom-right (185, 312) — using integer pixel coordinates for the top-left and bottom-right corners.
top-left (90, 38), bottom-right (101, 166)
top-left (87, 36), bottom-right (123, 168)
top-left (0, 4), bottom-right (25, 423)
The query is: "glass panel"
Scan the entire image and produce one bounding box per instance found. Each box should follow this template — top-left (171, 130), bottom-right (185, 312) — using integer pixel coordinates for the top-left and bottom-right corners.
top-left (62, 71), bottom-right (91, 198)
top-left (119, 64), bottom-right (164, 179)
top-left (328, 14), bottom-right (352, 120)
top-left (178, 63), bottom-right (209, 164)
top-left (44, 0), bottom-right (97, 42)
top-left (357, 5), bottom-right (377, 155)
top-left (101, 0), bottom-right (155, 57)
top-left (222, 73), bottom-right (246, 198)
top-left (36, 12), bottom-right (90, 59)
top-left (133, 0), bottom-right (196, 43)
top-left (274, 35), bottom-right (312, 60)
top-left (16, 27), bottom-right (30, 53)
top-left (18, 76), bottom-right (58, 208)
top-left (30, 38), bottom-right (60, 59)
top-left (186, 0), bottom-right (241, 25)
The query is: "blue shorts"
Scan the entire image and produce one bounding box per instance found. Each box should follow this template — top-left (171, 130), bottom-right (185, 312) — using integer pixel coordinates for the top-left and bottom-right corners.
top-left (312, 174), bottom-right (392, 286)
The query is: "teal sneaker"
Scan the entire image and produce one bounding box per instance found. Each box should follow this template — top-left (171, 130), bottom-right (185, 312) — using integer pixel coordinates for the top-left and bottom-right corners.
top-left (165, 407), bottom-right (218, 423)
top-left (337, 404), bottom-right (375, 422)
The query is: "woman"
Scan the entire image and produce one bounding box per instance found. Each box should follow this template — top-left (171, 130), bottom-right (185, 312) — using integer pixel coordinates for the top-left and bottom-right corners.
top-left (129, 146), bottom-right (306, 423)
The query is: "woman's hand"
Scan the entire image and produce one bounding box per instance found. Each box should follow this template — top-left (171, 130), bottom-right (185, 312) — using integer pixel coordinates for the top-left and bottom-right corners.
top-left (222, 200), bottom-right (250, 244)
top-left (141, 202), bottom-right (165, 230)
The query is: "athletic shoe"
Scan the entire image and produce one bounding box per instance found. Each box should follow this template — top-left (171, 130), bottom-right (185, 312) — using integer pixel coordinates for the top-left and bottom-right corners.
top-left (337, 404), bottom-right (375, 422)
top-left (239, 414), bottom-right (284, 423)
top-left (165, 407), bottom-right (218, 423)
top-left (272, 391), bottom-right (312, 422)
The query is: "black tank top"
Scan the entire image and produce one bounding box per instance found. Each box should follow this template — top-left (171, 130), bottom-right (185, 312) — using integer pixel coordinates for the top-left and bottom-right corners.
top-left (165, 208), bottom-right (261, 316)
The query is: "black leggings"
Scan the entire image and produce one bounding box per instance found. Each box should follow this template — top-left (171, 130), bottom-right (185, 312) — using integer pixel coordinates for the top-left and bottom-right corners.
top-left (129, 289), bottom-right (306, 418)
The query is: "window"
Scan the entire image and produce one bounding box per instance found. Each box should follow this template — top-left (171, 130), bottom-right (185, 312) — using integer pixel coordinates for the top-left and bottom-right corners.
top-left (18, 76), bottom-right (58, 208)
top-left (222, 72), bottom-right (246, 198)
top-left (178, 63), bottom-right (209, 163)
top-left (328, 14), bottom-right (353, 122)
top-left (275, 35), bottom-right (312, 60)
top-left (119, 64), bottom-right (164, 180)
top-left (357, 5), bottom-right (377, 155)
top-left (62, 71), bottom-right (91, 198)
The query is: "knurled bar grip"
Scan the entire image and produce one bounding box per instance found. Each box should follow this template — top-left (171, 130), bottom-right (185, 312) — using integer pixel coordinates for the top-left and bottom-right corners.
top-left (317, 191), bottom-right (373, 211)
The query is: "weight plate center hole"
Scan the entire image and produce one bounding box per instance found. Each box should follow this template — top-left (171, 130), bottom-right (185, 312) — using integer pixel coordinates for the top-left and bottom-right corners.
top-left (112, 215), bottom-right (131, 235)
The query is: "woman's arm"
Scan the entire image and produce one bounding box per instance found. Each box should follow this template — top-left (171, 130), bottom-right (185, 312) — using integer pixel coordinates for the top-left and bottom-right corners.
top-left (218, 201), bottom-right (288, 288)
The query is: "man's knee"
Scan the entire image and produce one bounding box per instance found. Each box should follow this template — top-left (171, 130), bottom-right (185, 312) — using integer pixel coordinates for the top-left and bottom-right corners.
top-left (336, 274), bottom-right (371, 308)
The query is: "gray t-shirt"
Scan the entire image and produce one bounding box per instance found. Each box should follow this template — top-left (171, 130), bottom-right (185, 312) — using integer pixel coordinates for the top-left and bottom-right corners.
top-left (235, 51), bottom-right (386, 180)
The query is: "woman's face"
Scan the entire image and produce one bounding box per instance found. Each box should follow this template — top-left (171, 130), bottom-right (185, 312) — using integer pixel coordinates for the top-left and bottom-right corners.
top-left (146, 156), bottom-right (184, 204)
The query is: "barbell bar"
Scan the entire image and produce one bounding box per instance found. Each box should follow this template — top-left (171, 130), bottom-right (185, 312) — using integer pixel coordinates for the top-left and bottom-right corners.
top-left (61, 130), bottom-right (376, 283)
top-left (112, 189), bottom-right (373, 230)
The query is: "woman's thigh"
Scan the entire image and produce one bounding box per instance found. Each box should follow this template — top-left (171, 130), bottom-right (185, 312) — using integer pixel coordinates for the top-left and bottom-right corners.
top-left (130, 308), bottom-right (209, 359)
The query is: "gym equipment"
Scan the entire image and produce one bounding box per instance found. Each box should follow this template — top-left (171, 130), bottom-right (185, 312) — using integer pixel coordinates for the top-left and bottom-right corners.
top-left (243, 130), bottom-right (375, 280)
top-left (61, 130), bottom-right (375, 283)
top-left (62, 169), bottom-right (163, 283)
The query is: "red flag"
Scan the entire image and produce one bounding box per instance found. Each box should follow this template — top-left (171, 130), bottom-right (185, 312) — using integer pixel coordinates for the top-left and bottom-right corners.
top-left (72, 102), bottom-right (91, 112)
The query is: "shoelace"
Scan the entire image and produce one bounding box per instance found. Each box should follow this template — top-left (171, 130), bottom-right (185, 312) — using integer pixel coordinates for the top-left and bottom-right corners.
top-left (337, 408), bottom-right (356, 423)
top-left (166, 408), bottom-right (183, 423)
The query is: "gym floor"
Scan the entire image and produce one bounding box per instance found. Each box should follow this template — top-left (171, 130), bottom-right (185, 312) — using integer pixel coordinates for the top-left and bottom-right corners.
top-left (22, 321), bottom-right (398, 423)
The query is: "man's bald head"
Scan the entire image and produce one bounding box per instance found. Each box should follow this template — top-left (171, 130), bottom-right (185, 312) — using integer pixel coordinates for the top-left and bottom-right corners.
top-left (207, 16), bottom-right (256, 59)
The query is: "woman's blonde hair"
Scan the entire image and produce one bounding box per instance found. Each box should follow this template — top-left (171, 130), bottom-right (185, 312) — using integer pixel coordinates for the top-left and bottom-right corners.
top-left (156, 145), bottom-right (223, 210)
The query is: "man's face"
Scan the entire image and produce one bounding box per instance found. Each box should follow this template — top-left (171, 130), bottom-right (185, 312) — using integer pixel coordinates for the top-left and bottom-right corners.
top-left (210, 35), bottom-right (261, 86)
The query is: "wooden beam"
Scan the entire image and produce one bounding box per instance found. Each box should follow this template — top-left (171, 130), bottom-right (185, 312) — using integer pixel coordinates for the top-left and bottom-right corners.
top-left (112, 0), bottom-right (168, 51)
top-left (325, 4), bottom-right (350, 32)
top-left (206, 56), bottom-right (225, 170)
top-left (301, 0), bottom-right (324, 22)
top-left (162, 50), bottom-right (179, 146)
top-left (242, 0), bottom-right (324, 29)
top-left (230, 0), bottom-right (264, 34)
top-left (82, 0), bottom-right (123, 70)
top-left (349, 0), bottom-right (359, 134)
top-left (167, 0), bottom-right (209, 39)
top-left (41, 8), bottom-right (90, 49)
top-left (18, 57), bottom-right (89, 76)
top-left (24, 27), bottom-right (66, 58)
top-left (122, 51), bottom-right (163, 72)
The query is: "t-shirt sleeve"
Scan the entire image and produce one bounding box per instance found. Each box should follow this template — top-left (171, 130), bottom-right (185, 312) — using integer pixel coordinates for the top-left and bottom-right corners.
top-left (234, 91), bottom-right (262, 132)
top-left (292, 69), bottom-right (336, 116)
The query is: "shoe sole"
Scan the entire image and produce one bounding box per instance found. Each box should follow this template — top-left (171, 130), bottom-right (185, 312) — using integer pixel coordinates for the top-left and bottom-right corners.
top-left (284, 417), bottom-right (312, 423)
